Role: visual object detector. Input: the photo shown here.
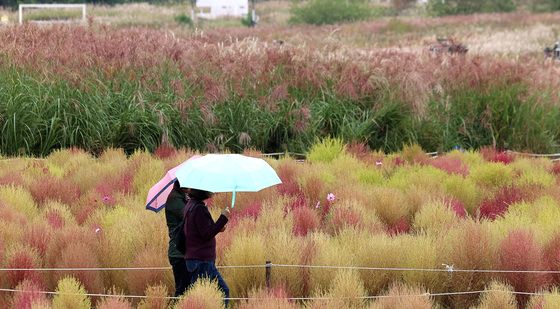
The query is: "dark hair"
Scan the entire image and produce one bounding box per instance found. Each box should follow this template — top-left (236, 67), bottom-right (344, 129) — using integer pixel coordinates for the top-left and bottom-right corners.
top-left (173, 180), bottom-right (181, 190)
top-left (187, 188), bottom-right (213, 201)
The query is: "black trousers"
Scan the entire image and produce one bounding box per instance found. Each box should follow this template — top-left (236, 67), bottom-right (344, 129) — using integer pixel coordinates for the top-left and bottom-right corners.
top-left (169, 256), bottom-right (190, 297)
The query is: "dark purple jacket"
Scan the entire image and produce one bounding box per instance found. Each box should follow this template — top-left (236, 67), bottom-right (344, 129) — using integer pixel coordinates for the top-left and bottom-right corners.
top-left (183, 198), bottom-right (228, 261)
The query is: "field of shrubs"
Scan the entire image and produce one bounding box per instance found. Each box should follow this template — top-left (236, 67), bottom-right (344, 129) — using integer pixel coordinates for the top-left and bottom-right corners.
top-left (4, 5), bottom-right (560, 308)
top-left (2, 12), bottom-right (560, 157)
top-left (1, 141), bottom-right (560, 308)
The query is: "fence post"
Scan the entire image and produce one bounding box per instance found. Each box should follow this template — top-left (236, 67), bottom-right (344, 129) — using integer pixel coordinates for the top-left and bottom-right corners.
top-left (265, 260), bottom-right (272, 289)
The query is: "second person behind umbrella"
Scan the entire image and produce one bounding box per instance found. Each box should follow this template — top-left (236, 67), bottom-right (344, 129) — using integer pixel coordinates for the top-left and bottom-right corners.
top-left (184, 188), bottom-right (230, 307)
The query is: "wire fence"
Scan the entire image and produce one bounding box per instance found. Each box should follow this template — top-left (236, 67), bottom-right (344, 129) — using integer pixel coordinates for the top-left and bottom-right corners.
top-left (1, 263), bottom-right (558, 301)
top-left (0, 287), bottom-right (548, 301)
top-left (2, 149), bottom-right (560, 161)
top-left (2, 263), bottom-right (560, 274)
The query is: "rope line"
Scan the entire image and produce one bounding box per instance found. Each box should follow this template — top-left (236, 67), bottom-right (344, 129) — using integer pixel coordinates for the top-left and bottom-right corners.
top-left (0, 263), bottom-right (560, 274)
top-left (0, 265), bottom-right (265, 272)
top-left (0, 288), bottom-right (547, 300)
top-left (270, 264), bottom-right (560, 274)
top-left (2, 264), bottom-right (560, 274)
top-left (507, 150), bottom-right (560, 158)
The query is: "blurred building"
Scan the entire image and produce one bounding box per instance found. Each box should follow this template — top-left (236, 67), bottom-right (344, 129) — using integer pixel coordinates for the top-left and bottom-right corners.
top-left (196, 0), bottom-right (249, 19)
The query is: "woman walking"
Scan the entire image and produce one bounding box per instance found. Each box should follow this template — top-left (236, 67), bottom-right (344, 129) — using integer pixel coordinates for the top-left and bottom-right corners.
top-left (165, 180), bottom-right (190, 297)
top-left (184, 188), bottom-right (230, 307)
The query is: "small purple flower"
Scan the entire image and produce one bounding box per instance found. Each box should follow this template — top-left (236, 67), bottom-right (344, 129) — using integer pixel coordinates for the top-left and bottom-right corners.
top-left (315, 201), bottom-right (321, 208)
top-left (327, 193), bottom-right (336, 202)
top-left (102, 195), bottom-right (111, 203)
top-left (375, 161), bottom-right (383, 166)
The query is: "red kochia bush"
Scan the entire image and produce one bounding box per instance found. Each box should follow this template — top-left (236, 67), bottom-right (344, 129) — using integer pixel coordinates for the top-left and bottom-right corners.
top-left (444, 197), bottom-right (467, 218)
top-left (276, 162), bottom-right (302, 197)
top-left (96, 297), bottom-right (134, 309)
top-left (478, 186), bottom-right (525, 220)
top-left (0, 171), bottom-right (24, 187)
top-left (10, 279), bottom-right (48, 309)
top-left (153, 143), bottom-right (177, 159)
top-left (346, 142), bottom-right (371, 162)
top-left (237, 201), bottom-right (262, 220)
top-left (431, 156), bottom-right (469, 176)
top-left (292, 207), bottom-right (320, 236)
top-left (277, 180), bottom-right (301, 197)
top-left (552, 161), bottom-right (560, 176)
top-left (126, 248), bottom-right (171, 296)
top-left (328, 207), bottom-right (361, 234)
top-left (28, 175), bottom-right (81, 205)
top-left (387, 216), bottom-right (411, 235)
top-left (22, 222), bottom-right (52, 257)
top-left (498, 230), bottom-right (550, 307)
top-left (544, 234), bottom-right (560, 285)
top-left (44, 226), bottom-right (98, 289)
top-left (480, 147), bottom-right (515, 164)
top-left (6, 247), bottom-right (43, 288)
top-left (52, 243), bottom-right (105, 294)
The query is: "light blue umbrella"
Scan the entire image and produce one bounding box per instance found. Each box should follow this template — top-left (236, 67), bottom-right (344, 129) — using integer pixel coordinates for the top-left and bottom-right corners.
top-left (175, 154), bottom-right (282, 208)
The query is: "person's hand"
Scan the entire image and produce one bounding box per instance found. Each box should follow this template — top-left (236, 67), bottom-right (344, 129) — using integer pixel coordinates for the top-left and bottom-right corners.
top-left (221, 207), bottom-right (231, 219)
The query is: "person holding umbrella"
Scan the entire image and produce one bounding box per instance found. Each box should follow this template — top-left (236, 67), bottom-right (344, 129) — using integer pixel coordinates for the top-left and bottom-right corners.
top-left (184, 188), bottom-right (231, 306)
top-left (175, 153), bottom-right (282, 306)
top-left (165, 180), bottom-right (191, 297)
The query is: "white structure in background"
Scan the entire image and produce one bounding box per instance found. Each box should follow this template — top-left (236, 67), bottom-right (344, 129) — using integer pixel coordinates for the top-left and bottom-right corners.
top-left (196, 0), bottom-right (249, 19)
top-left (18, 3), bottom-right (87, 24)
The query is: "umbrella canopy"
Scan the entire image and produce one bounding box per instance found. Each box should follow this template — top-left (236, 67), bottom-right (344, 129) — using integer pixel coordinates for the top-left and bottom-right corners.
top-left (145, 155), bottom-right (200, 212)
top-left (175, 154), bottom-right (282, 207)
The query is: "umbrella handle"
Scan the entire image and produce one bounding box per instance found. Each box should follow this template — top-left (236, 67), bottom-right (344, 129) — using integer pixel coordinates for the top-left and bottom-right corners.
top-left (231, 190), bottom-right (236, 208)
